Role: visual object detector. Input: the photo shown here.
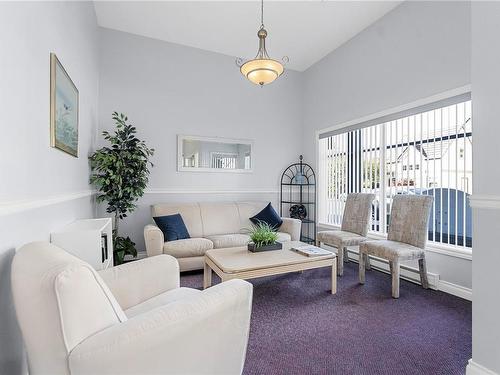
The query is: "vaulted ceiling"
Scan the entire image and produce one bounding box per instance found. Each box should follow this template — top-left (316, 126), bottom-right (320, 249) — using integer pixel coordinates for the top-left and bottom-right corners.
top-left (94, 1), bottom-right (401, 71)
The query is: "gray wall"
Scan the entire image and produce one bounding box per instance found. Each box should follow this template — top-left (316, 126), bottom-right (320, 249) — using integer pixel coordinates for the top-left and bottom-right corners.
top-left (98, 28), bottom-right (304, 250)
top-left (0, 2), bottom-right (99, 374)
top-left (0, 2), bottom-right (484, 374)
top-left (470, 2), bottom-right (500, 373)
top-left (302, 1), bottom-right (472, 289)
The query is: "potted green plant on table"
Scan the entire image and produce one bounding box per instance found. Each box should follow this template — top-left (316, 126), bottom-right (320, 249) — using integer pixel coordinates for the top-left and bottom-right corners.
top-left (247, 222), bottom-right (283, 252)
top-left (89, 112), bottom-right (154, 265)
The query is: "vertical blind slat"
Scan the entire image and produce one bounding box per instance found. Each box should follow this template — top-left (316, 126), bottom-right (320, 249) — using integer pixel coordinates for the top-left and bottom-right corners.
top-left (318, 99), bottom-right (472, 250)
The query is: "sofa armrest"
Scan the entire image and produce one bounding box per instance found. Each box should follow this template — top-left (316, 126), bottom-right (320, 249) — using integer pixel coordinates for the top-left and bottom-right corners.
top-left (144, 223), bottom-right (164, 257)
top-left (279, 217), bottom-right (301, 241)
top-left (69, 279), bottom-right (253, 375)
top-left (97, 255), bottom-right (179, 310)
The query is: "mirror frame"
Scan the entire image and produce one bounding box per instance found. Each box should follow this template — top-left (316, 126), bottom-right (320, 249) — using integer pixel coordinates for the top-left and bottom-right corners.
top-left (177, 135), bottom-right (254, 173)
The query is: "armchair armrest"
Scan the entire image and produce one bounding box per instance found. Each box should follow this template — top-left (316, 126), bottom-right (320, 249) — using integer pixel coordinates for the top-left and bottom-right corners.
top-left (69, 279), bottom-right (253, 375)
top-left (279, 217), bottom-right (301, 241)
top-left (144, 223), bottom-right (164, 257)
top-left (98, 255), bottom-right (179, 310)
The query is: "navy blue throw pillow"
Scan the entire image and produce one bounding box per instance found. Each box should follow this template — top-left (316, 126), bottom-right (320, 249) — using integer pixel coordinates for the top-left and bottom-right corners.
top-left (153, 214), bottom-right (190, 241)
top-left (250, 203), bottom-right (283, 230)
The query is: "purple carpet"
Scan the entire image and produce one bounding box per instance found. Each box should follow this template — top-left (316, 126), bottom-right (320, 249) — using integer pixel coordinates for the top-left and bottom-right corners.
top-left (181, 262), bottom-right (471, 375)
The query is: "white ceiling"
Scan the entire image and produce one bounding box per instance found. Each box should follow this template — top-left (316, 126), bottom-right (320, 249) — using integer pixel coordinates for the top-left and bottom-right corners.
top-left (94, 1), bottom-right (401, 71)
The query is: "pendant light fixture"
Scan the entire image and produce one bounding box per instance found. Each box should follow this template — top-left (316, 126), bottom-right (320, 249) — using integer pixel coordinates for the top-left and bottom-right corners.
top-left (236, 0), bottom-right (288, 86)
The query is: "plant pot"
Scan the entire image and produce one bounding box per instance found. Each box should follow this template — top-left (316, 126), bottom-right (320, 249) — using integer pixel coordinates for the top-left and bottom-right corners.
top-left (248, 242), bottom-right (283, 253)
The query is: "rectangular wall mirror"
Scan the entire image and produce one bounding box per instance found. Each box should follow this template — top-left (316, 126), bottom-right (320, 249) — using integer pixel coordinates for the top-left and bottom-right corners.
top-left (178, 135), bottom-right (253, 173)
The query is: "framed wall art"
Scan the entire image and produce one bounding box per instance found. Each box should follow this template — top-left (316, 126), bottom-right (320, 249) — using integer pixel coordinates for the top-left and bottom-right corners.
top-left (50, 53), bottom-right (79, 157)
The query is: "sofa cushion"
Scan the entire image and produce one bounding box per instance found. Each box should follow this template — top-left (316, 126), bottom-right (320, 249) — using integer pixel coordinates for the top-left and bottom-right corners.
top-left (276, 232), bottom-right (292, 242)
top-left (317, 230), bottom-right (367, 248)
top-left (124, 287), bottom-right (201, 318)
top-left (360, 239), bottom-right (425, 262)
top-left (250, 202), bottom-right (283, 230)
top-left (154, 214), bottom-right (190, 241)
top-left (236, 202), bottom-right (269, 232)
top-left (163, 238), bottom-right (213, 258)
top-left (199, 202), bottom-right (241, 236)
top-left (206, 234), bottom-right (251, 249)
top-left (152, 203), bottom-right (203, 238)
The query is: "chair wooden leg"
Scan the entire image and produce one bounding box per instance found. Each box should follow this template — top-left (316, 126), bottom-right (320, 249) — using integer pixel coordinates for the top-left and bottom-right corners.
top-left (359, 251), bottom-right (365, 284)
top-left (343, 247), bottom-right (349, 263)
top-left (418, 258), bottom-right (429, 289)
top-left (364, 254), bottom-right (371, 270)
top-left (390, 261), bottom-right (400, 298)
top-left (337, 246), bottom-right (344, 276)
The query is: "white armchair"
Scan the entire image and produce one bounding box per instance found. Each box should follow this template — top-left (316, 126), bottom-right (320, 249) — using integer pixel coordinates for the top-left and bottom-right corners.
top-left (11, 242), bottom-right (253, 375)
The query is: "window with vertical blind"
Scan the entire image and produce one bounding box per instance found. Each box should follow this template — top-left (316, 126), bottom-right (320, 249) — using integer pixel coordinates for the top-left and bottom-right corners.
top-left (318, 94), bottom-right (472, 250)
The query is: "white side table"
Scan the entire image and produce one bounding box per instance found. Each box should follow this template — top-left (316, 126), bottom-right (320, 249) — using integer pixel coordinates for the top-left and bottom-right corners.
top-left (51, 218), bottom-right (113, 270)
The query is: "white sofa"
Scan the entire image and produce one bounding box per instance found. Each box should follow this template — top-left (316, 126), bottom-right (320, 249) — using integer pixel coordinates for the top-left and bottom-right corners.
top-left (144, 201), bottom-right (301, 271)
top-left (11, 242), bottom-right (253, 375)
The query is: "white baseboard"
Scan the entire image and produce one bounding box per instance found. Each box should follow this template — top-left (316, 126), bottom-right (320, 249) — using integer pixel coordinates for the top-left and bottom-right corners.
top-left (438, 280), bottom-right (472, 301)
top-left (467, 359), bottom-right (499, 375)
top-left (323, 245), bottom-right (471, 300)
top-left (341, 249), bottom-right (439, 289)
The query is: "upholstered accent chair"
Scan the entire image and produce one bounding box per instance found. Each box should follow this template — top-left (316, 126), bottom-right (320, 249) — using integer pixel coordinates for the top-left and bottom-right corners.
top-left (316, 193), bottom-right (375, 276)
top-left (359, 194), bottom-right (433, 298)
top-left (11, 242), bottom-right (253, 375)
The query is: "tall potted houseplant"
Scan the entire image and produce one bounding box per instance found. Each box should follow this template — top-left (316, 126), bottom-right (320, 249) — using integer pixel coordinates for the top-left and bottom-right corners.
top-left (90, 112), bottom-right (154, 264)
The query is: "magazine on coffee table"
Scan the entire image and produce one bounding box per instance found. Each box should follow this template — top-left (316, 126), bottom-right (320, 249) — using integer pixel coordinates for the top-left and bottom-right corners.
top-left (291, 244), bottom-right (332, 257)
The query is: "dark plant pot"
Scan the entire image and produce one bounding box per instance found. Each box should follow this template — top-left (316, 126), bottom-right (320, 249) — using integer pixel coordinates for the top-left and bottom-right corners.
top-left (248, 242), bottom-right (283, 253)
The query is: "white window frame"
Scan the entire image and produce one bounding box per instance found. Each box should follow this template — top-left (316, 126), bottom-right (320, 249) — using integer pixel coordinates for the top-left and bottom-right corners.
top-left (315, 85), bottom-right (472, 260)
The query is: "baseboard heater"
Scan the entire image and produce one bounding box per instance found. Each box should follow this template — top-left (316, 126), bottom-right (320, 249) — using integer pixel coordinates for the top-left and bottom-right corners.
top-left (323, 245), bottom-right (440, 290)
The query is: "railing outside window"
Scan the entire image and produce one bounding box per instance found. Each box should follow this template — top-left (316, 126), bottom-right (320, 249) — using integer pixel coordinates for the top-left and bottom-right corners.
top-left (318, 99), bottom-right (472, 249)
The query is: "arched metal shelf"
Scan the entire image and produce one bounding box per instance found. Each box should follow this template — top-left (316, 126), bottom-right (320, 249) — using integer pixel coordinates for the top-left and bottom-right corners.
top-left (280, 155), bottom-right (316, 244)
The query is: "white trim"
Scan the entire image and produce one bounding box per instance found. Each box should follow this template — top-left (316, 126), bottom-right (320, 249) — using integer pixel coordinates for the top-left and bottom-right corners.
top-left (466, 360), bottom-right (499, 375)
top-left (0, 190), bottom-right (95, 217)
top-left (425, 243), bottom-right (472, 261)
top-left (322, 244), bottom-right (472, 300)
top-left (439, 280), bottom-right (472, 301)
top-left (469, 194), bottom-right (500, 209)
top-left (315, 86), bottom-right (474, 261)
top-left (327, 246), bottom-right (440, 289)
top-left (177, 167), bottom-right (254, 174)
top-left (145, 188), bottom-right (279, 195)
top-left (316, 85), bottom-right (471, 136)
top-left (318, 222), bottom-right (472, 261)
top-left (0, 188), bottom-right (281, 216)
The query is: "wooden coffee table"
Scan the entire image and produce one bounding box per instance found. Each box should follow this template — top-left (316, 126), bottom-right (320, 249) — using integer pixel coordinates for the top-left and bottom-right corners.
top-left (203, 241), bottom-right (337, 294)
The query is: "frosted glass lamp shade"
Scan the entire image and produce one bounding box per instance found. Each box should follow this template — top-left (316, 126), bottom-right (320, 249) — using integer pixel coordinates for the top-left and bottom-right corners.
top-left (240, 59), bottom-right (284, 86)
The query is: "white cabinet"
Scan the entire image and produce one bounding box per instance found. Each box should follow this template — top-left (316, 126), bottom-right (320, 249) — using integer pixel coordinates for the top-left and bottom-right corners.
top-left (51, 218), bottom-right (113, 270)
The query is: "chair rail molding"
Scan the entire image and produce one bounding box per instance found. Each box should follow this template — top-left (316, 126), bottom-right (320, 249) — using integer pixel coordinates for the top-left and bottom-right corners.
top-left (469, 194), bottom-right (500, 210)
top-left (0, 188), bottom-right (281, 216)
top-left (0, 190), bottom-right (95, 217)
top-left (466, 359), bottom-right (499, 375)
top-left (145, 188), bottom-right (280, 195)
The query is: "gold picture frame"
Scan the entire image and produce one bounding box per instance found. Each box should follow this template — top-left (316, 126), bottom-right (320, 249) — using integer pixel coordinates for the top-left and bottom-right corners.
top-left (50, 53), bottom-right (79, 157)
